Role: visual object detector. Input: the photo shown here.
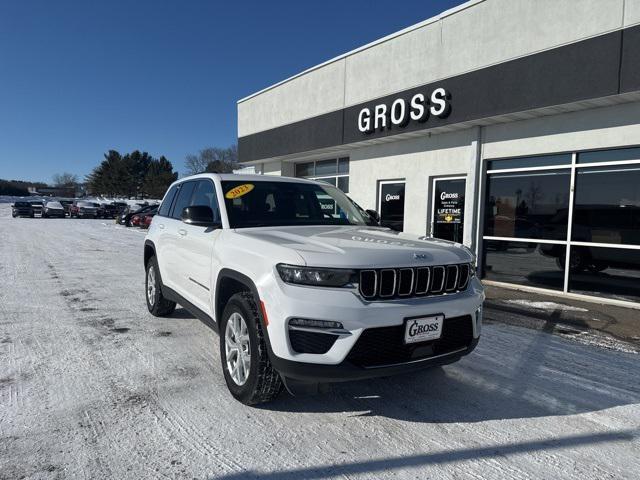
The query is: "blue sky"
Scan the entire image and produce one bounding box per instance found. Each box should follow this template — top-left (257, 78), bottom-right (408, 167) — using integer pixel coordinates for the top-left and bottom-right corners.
top-left (0, 0), bottom-right (465, 183)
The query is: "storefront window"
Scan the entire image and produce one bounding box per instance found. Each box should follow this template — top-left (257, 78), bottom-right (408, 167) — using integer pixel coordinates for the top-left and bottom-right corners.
top-left (482, 240), bottom-right (566, 291)
top-left (487, 154), bottom-right (571, 171)
top-left (295, 158), bottom-right (349, 193)
top-left (484, 170), bottom-right (571, 240)
top-left (568, 246), bottom-right (640, 302)
top-left (572, 164), bottom-right (640, 245)
top-left (577, 146), bottom-right (640, 164)
top-left (483, 146), bottom-right (640, 303)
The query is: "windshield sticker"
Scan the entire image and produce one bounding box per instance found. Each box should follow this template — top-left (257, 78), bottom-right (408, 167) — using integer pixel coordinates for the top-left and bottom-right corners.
top-left (225, 183), bottom-right (255, 199)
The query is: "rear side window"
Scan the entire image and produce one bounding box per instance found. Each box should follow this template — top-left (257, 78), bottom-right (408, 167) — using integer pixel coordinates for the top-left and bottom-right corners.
top-left (189, 180), bottom-right (221, 222)
top-left (158, 184), bottom-right (178, 217)
top-left (170, 181), bottom-right (196, 219)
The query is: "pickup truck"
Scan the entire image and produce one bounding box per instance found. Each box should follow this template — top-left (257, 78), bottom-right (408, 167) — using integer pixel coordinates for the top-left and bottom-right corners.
top-left (144, 174), bottom-right (484, 405)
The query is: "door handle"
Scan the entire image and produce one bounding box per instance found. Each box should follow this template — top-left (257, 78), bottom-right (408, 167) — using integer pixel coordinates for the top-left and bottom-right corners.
top-left (158, 224), bottom-right (165, 229)
top-left (178, 229), bottom-right (187, 237)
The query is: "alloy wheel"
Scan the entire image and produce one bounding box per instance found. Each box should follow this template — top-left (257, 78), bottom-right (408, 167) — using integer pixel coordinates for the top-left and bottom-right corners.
top-left (225, 312), bottom-right (251, 386)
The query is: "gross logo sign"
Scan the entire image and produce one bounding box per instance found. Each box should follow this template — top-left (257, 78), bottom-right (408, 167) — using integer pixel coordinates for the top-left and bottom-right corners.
top-left (385, 194), bottom-right (400, 201)
top-left (408, 319), bottom-right (439, 337)
top-left (357, 87), bottom-right (451, 134)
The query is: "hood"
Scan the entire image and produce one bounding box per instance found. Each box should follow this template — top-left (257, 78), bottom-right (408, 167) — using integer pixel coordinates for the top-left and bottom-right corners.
top-left (235, 225), bottom-right (474, 268)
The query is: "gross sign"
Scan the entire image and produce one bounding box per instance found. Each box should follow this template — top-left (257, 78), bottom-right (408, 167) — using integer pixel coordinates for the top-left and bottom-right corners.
top-left (357, 87), bottom-right (451, 134)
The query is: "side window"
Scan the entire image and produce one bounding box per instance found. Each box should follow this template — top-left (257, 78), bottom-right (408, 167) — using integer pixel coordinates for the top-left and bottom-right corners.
top-left (170, 181), bottom-right (196, 220)
top-left (190, 180), bottom-right (221, 221)
top-left (158, 184), bottom-right (178, 217)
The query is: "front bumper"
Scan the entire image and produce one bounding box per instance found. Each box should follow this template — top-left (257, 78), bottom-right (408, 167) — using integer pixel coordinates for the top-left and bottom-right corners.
top-left (259, 274), bottom-right (484, 380)
top-left (270, 337), bottom-right (479, 382)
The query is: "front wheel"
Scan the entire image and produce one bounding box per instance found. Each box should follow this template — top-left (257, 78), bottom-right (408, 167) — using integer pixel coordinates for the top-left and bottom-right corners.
top-left (220, 292), bottom-right (283, 405)
top-left (145, 256), bottom-right (176, 317)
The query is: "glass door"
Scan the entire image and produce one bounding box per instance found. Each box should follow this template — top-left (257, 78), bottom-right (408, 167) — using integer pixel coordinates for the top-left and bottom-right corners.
top-left (431, 177), bottom-right (465, 243)
top-left (378, 180), bottom-right (406, 231)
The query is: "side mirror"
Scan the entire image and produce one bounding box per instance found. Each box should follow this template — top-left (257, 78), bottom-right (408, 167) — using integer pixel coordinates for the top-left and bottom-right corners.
top-left (181, 206), bottom-right (220, 227)
top-left (365, 209), bottom-right (380, 224)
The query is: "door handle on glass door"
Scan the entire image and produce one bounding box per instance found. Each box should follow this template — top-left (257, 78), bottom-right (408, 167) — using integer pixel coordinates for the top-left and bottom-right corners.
top-left (178, 229), bottom-right (187, 236)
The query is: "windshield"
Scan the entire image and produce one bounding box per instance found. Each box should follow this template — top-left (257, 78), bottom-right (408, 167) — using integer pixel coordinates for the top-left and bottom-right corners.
top-left (46, 202), bottom-right (63, 208)
top-left (14, 202), bottom-right (31, 207)
top-left (221, 180), bottom-right (369, 228)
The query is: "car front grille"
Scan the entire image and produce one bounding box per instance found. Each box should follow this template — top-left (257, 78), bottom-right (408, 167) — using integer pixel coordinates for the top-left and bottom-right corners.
top-left (345, 315), bottom-right (474, 368)
top-left (358, 263), bottom-right (471, 300)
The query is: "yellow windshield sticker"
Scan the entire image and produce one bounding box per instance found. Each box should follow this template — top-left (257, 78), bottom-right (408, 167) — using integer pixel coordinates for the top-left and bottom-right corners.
top-left (225, 183), bottom-right (255, 199)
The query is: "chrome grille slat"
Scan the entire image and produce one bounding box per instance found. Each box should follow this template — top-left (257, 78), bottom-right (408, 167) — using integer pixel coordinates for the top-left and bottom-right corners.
top-left (414, 267), bottom-right (430, 295)
top-left (378, 269), bottom-right (397, 297)
top-left (445, 265), bottom-right (459, 292)
top-left (358, 263), bottom-right (471, 300)
top-left (430, 266), bottom-right (445, 293)
top-left (397, 268), bottom-right (414, 296)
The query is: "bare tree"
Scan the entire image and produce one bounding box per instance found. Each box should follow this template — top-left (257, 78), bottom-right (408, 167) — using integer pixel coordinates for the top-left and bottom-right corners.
top-left (184, 145), bottom-right (238, 175)
top-left (52, 172), bottom-right (79, 187)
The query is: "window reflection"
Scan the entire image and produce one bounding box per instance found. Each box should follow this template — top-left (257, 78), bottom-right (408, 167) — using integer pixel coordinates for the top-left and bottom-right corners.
top-left (482, 240), bottom-right (566, 290)
top-left (569, 246), bottom-right (640, 302)
top-left (572, 165), bottom-right (640, 245)
top-left (484, 170), bottom-right (571, 240)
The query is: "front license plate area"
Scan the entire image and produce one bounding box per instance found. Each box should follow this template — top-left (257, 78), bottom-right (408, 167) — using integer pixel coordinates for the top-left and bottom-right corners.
top-left (404, 315), bottom-right (444, 344)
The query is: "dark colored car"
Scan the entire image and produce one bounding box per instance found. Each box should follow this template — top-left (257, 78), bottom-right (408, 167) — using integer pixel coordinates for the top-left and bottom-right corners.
top-left (12, 201), bottom-right (34, 218)
top-left (42, 201), bottom-right (66, 218)
top-left (101, 202), bottom-right (125, 219)
top-left (59, 200), bottom-right (73, 216)
top-left (69, 200), bottom-right (99, 218)
top-left (117, 203), bottom-right (153, 226)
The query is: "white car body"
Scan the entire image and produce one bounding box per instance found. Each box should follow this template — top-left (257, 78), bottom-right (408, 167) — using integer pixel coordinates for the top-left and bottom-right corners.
top-left (145, 173), bottom-right (484, 384)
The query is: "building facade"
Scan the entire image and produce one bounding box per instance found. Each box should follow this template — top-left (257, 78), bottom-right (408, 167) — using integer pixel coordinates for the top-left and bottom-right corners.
top-left (237, 0), bottom-right (640, 307)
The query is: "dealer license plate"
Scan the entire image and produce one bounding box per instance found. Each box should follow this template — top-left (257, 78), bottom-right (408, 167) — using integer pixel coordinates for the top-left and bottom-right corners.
top-left (404, 315), bottom-right (444, 344)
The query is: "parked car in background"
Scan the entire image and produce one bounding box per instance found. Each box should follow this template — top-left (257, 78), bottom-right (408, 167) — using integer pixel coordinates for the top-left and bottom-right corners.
top-left (30, 201), bottom-right (44, 216)
top-left (42, 201), bottom-right (66, 218)
top-left (12, 201), bottom-right (34, 218)
top-left (59, 200), bottom-right (73, 216)
top-left (69, 200), bottom-right (99, 218)
top-left (131, 214), bottom-right (142, 227)
top-left (139, 206), bottom-right (158, 229)
top-left (118, 204), bottom-right (154, 226)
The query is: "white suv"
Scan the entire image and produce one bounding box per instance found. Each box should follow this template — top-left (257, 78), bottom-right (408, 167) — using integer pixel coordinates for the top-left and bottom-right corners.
top-left (144, 174), bottom-right (484, 405)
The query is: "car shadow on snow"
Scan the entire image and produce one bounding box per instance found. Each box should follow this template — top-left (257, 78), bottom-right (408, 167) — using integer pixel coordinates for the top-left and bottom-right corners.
top-left (211, 429), bottom-right (637, 480)
top-left (261, 323), bottom-right (640, 424)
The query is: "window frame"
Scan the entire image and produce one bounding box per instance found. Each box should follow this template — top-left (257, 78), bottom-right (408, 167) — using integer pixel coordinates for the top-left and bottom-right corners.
top-left (294, 157), bottom-right (350, 192)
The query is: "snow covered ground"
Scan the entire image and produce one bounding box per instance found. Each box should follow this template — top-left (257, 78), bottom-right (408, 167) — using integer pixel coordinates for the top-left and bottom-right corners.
top-left (1, 203), bottom-right (639, 479)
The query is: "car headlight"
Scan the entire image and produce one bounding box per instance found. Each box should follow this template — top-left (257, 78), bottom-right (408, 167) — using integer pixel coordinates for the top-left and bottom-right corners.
top-left (276, 264), bottom-right (356, 287)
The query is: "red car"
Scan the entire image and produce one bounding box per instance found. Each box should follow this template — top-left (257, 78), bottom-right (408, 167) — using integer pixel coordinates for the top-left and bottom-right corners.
top-left (131, 214), bottom-right (142, 227)
top-left (140, 213), bottom-right (155, 229)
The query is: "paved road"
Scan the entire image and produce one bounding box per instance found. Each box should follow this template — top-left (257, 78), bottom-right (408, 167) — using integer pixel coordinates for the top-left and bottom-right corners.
top-left (1, 205), bottom-right (639, 479)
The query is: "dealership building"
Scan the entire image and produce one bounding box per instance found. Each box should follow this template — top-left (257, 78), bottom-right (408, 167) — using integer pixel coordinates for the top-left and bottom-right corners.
top-left (237, 0), bottom-right (640, 307)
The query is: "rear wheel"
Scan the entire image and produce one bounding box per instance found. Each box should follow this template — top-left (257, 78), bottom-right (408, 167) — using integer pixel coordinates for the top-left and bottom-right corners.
top-left (145, 256), bottom-right (176, 317)
top-left (220, 292), bottom-right (283, 405)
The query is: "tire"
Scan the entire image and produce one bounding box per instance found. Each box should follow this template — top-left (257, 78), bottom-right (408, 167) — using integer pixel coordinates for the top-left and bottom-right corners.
top-left (12, 212), bottom-right (16, 218)
top-left (219, 292), bottom-right (283, 405)
top-left (556, 250), bottom-right (585, 273)
top-left (145, 256), bottom-right (176, 317)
